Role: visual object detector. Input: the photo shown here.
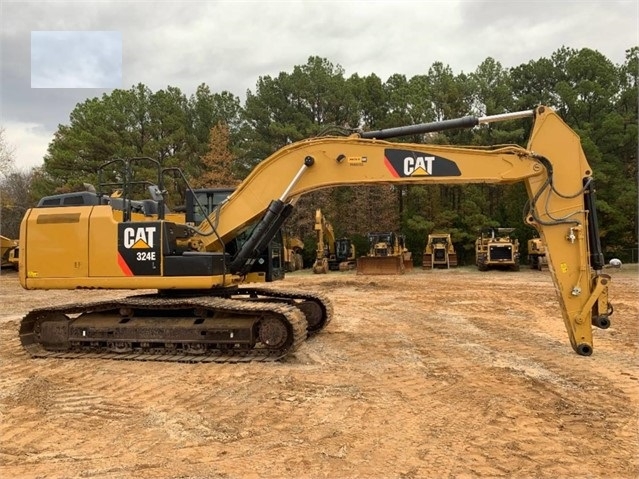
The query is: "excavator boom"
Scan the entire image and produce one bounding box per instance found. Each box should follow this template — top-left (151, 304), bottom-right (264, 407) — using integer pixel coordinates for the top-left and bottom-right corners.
top-left (19, 106), bottom-right (612, 357)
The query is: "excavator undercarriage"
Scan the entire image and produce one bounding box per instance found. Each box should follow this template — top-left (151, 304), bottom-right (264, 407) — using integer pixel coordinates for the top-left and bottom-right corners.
top-left (20, 288), bottom-right (331, 363)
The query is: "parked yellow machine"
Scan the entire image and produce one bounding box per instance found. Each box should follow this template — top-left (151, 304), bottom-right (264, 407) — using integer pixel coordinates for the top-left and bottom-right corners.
top-left (312, 209), bottom-right (356, 273)
top-left (475, 227), bottom-right (520, 271)
top-left (423, 233), bottom-right (457, 269)
top-left (356, 232), bottom-right (406, 275)
top-left (17, 105), bottom-right (614, 359)
top-left (528, 237), bottom-right (548, 270)
top-left (284, 234), bottom-right (305, 272)
top-left (1, 235), bottom-right (19, 270)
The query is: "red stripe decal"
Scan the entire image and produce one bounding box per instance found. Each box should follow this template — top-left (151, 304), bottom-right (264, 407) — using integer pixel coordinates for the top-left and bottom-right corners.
top-left (384, 156), bottom-right (400, 178)
top-left (117, 252), bottom-right (134, 276)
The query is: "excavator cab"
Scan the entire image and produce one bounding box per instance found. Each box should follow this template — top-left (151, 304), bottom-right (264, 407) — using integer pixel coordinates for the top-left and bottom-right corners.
top-left (334, 238), bottom-right (356, 271)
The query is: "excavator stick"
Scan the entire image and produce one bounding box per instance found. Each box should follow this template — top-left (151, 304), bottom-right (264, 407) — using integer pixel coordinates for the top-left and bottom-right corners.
top-left (356, 255), bottom-right (405, 275)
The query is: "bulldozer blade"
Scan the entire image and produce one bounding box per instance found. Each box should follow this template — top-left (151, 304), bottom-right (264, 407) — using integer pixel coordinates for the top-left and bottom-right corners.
top-left (356, 256), bottom-right (405, 275)
top-left (449, 253), bottom-right (458, 267)
top-left (422, 253), bottom-right (433, 269)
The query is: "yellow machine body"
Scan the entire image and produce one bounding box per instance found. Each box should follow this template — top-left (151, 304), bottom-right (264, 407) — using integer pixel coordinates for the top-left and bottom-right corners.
top-left (312, 209), bottom-right (356, 273)
top-left (356, 232), bottom-right (406, 275)
top-left (1, 235), bottom-right (19, 270)
top-left (423, 233), bottom-right (457, 269)
top-left (528, 237), bottom-right (549, 270)
top-left (475, 228), bottom-right (520, 271)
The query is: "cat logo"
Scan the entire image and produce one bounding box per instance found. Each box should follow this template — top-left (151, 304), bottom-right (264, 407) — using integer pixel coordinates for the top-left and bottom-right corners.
top-left (404, 156), bottom-right (434, 176)
top-left (123, 226), bottom-right (156, 249)
top-left (384, 148), bottom-right (462, 178)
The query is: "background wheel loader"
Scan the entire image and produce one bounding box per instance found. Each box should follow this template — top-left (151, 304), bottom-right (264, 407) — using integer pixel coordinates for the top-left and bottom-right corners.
top-left (356, 232), bottom-right (406, 275)
top-left (475, 227), bottom-right (520, 271)
top-left (423, 233), bottom-right (457, 269)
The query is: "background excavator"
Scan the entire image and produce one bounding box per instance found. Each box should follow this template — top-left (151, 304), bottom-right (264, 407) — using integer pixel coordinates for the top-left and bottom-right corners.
top-left (312, 209), bottom-right (356, 273)
top-left (17, 105), bottom-right (614, 359)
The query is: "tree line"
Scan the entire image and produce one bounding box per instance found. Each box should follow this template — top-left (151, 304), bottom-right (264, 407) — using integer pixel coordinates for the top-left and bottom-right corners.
top-left (1, 46), bottom-right (637, 264)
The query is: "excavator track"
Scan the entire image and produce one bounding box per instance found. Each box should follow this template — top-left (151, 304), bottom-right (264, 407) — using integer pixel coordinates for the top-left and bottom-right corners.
top-left (227, 287), bottom-right (333, 335)
top-left (19, 294), bottom-right (309, 363)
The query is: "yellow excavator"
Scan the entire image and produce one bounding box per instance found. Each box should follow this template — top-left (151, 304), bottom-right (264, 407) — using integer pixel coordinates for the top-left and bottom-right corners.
top-left (18, 106), bottom-right (613, 359)
top-left (312, 209), bottom-right (356, 273)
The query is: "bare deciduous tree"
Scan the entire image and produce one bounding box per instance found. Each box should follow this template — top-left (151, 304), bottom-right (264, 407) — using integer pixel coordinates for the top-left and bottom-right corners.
top-left (0, 127), bottom-right (16, 176)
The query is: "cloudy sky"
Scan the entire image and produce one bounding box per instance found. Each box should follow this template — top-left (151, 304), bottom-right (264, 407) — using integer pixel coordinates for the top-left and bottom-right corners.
top-left (1, 0), bottom-right (637, 171)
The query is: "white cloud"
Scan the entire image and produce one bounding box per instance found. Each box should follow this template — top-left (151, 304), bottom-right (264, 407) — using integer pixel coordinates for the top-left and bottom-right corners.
top-left (1, 0), bottom-right (636, 162)
top-left (31, 31), bottom-right (122, 88)
top-left (2, 121), bottom-right (52, 170)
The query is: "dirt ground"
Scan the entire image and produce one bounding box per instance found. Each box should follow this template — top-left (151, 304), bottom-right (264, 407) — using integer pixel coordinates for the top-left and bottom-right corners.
top-left (0, 265), bottom-right (637, 479)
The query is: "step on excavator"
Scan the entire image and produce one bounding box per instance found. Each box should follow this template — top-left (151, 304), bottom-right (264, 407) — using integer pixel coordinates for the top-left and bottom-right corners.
top-left (18, 106), bottom-right (614, 359)
top-left (312, 209), bottom-right (356, 273)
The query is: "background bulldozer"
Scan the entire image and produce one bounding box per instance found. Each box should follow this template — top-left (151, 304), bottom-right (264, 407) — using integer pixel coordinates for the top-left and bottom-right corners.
top-left (1, 235), bottom-right (19, 270)
top-left (423, 233), bottom-right (457, 269)
top-left (356, 232), bottom-right (406, 275)
top-left (475, 228), bottom-right (520, 271)
top-left (528, 237), bottom-right (548, 271)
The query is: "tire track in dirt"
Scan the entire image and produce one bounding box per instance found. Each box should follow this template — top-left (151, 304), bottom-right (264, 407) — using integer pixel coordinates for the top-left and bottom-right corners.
top-left (400, 289), bottom-right (639, 477)
top-left (1, 267), bottom-right (637, 478)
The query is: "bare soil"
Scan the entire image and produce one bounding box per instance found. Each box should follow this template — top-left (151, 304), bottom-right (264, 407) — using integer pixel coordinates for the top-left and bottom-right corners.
top-left (1, 265), bottom-right (637, 479)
